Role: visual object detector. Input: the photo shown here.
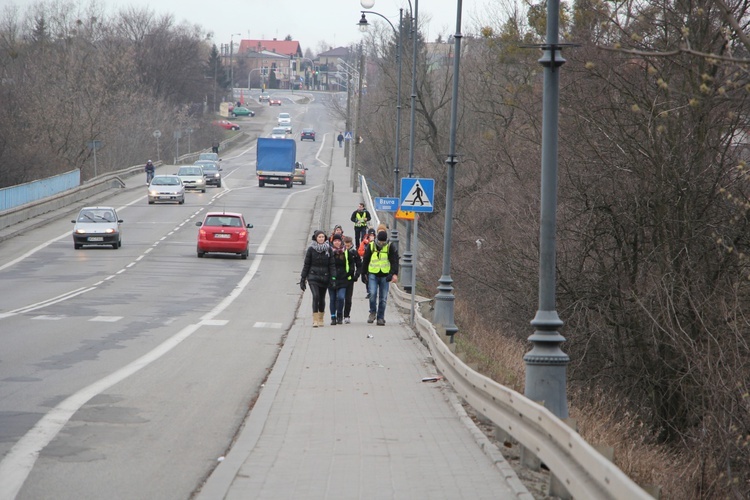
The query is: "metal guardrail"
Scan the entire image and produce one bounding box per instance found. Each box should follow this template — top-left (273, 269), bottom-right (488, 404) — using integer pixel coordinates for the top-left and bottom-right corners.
top-left (359, 174), bottom-right (651, 500)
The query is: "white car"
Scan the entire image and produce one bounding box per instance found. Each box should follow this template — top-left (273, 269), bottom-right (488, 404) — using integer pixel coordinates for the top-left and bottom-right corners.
top-left (148, 175), bottom-right (185, 204)
top-left (177, 165), bottom-right (206, 192)
top-left (270, 127), bottom-right (288, 139)
top-left (277, 112), bottom-right (291, 125)
top-left (71, 206), bottom-right (123, 249)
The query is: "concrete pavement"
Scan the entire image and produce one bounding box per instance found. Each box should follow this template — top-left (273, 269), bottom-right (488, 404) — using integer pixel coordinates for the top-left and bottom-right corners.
top-left (197, 143), bottom-right (528, 499)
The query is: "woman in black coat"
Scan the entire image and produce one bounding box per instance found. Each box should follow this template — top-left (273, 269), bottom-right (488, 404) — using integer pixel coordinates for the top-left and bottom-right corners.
top-left (300, 230), bottom-right (336, 327)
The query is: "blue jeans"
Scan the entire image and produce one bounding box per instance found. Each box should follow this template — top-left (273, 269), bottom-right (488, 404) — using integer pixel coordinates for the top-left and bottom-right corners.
top-left (328, 286), bottom-right (347, 318)
top-left (367, 274), bottom-right (389, 320)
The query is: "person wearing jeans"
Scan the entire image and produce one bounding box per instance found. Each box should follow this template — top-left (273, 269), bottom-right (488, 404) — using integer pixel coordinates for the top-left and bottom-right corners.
top-left (361, 230), bottom-right (399, 326)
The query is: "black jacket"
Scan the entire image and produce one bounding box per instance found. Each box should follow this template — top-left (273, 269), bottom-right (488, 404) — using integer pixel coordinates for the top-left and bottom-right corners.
top-left (330, 248), bottom-right (360, 289)
top-left (361, 240), bottom-right (399, 278)
top-left (350, 209), bottom-right (371, 227)
top-left (301, 244), bottom-right (336, 286)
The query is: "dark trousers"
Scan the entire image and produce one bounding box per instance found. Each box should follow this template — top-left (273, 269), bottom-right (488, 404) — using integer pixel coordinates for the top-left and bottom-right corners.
top-left (354, 226), bottom-right (367, 248)
top-left (344, 281), bottom-right (354, 318)
top-left (309, 283), bottom-right (327, 313)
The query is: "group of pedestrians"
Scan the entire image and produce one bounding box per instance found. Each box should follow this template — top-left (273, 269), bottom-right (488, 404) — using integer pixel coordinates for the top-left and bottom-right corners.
top-left (299, 203), bottom-right (399, 327)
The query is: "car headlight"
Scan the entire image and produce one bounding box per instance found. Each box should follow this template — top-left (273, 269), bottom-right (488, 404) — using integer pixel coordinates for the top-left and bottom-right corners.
top-left (104, 228), bottom-right (115, 234)
top-left (75, 229), bottom-right (86, 234)
top-left (149, 190), bottom-right (158, 196)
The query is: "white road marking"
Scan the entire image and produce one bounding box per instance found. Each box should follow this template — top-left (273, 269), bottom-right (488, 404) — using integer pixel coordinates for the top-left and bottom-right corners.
top-left (0, 189), bottom-right (303, 498)
top-left (89, 316), bottom-right (123, 322)
top-left (253, 322), bottom-right (283, 329)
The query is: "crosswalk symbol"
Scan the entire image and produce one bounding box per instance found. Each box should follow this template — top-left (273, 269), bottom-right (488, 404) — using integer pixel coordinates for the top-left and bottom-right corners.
top-left (401, 179), bottom-right (433, 210)
top-left (344, 132), bottom-right (353, 140)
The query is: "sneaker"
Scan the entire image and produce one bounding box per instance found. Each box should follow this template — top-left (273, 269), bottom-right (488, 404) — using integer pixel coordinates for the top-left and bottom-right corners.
top-left (366, 293), bottom-right (371, 299)
top-left (367, 312), bottom-right (376, 323)
top-left (331, 317), bottom-right (337, 326)
top-left (336, 317), bottom-right (344, 325)
top-left (377, 318), bottom-right (385, 326)
top-left (343, 317), bottom-right (351, 324)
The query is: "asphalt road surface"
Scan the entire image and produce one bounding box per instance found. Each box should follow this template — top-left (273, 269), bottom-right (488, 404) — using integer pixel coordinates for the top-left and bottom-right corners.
top-left (0, 91), bottom-right (338, 500)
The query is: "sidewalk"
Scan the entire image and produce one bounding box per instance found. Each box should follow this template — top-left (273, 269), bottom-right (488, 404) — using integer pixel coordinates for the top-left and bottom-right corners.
top-left (197, 146), bottom-right (527, 499)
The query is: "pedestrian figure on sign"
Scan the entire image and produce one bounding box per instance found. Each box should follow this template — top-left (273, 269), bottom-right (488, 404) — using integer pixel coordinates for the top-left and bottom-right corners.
top-left (410, 185), bottom-right (425, 206)
top-left (337, 132), bottom-right (344, 148)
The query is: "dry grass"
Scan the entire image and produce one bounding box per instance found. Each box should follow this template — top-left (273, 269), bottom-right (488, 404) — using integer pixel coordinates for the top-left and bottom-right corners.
top-left (447, 299), bottom-right (709, 499)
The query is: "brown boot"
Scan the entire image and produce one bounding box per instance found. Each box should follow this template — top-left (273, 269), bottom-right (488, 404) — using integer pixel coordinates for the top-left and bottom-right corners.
top-left (312, 312), bottom-right (320, 328)
top-left (317, 312), bottom-right (325, 327)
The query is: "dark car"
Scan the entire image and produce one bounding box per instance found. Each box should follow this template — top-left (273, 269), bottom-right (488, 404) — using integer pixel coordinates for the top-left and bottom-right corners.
top-left (300, 128), bottom-right (316, 141)
top-left (196, 160), bottom-right (222, 187)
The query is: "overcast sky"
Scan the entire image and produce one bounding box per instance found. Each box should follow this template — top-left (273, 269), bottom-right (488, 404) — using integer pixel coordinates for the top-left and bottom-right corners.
top-left (2, 0), bottom-right (494, 54)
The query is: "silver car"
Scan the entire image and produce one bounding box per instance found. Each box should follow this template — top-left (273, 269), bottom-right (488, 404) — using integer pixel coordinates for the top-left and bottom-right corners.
top-left (177, 165), bottom-right (206, 192)
top-left (71, 206), bottom-right (123, 249)
top-left (195, 160), bottom-right (222, 187)
top-left (199, 152), bottom-right (219, 162)
top-left (148, 174), bottom-right (185, 204)
top-left (270, 127), bottom-right (288, 139)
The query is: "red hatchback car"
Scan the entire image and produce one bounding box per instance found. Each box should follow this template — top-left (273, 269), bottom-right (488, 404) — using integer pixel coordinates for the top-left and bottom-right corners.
top-left (196, 212), bottom-right (253, 259)
top-left (269, 98), bottom-right (282, 106)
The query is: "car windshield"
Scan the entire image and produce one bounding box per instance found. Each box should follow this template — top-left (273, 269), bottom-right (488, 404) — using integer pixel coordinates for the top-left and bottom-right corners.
top-left (204, 216), bottom-right (242, 227)
top-left (272, 128), bottom-right (286, 134)
top-left (199, 153), bottom-right (218, 160)
top-left (153, 177), bottom-right (180, 185)
top-left (303, 129), bottom-right (314, 133)
top-left (179, 167), bottom-right (202, 176)
top-left (279, 113), bottom-right (290, 119)
top-left (79, 209), bottom-right (115, 222)
top-left (202, 165), bottom-right (218, 172)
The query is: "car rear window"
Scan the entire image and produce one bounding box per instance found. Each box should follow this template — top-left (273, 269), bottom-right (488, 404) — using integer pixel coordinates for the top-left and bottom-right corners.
top-left (179, 167), bottom-right (202, 175)
top-left (205, 216), bottom-right (241, 227)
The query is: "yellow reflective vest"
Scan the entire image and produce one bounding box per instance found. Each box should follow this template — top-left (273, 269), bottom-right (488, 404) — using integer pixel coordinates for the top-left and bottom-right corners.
top-left (354, 212), bottom-right (368, 227)
top-left (368, 242), bottom-right (390, 274)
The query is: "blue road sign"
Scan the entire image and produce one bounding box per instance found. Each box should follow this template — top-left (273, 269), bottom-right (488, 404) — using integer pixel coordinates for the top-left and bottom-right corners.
top-left (344, 131), bottom-right (353, 141)
top-left (374, 197), bottom-right (399, 212)
top-left (400, 178), bottom-right (435, 213)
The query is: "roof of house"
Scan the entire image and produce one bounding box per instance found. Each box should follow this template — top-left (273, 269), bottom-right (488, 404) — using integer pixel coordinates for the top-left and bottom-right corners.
top-left (239, 39), bottom-right (302, 58)
top-left (318, 47), bottom-right (350, 58)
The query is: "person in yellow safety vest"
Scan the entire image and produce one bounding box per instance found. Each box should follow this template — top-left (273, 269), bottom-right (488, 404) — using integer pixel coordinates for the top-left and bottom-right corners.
top-left (350, 202), bottom-right (372, 248)
top-left (327, 234), bottom-right (359, 325)
top-left (361, 230), bottom-right (399, 326)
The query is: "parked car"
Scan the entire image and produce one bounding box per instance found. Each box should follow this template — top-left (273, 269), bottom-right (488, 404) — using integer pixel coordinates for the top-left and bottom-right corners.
top-left (277, 113), bottom-right (291, 125)
top-left (293, 162), bottom-right (308, 185)
top-left (148, 175), bottom-right (185, 204)
top-left (177, 165), bottom-right (207, 192)
top-left (270, 127), bottom-right (288, 139)
top-left (199, 152), bottom-right (219, 162)
top-left (71, 206), bottom-right (122, 249)
top-left (196, 212), bottom-right (254, 259)
top-left (232, 106), bottom-right (255, 117)
top-left (269, 98), bottom-right (282, 106)
top-left (300, 128), bottom-right (316, 141)
top-left (259, 92), bottom-right (270, 102)
top-left (212, 120), bottom-right (240, 131)
top-left (195, 160), bottom-right (222, 187)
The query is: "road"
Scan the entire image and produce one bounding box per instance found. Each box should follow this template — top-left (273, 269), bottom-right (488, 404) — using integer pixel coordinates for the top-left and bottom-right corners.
top-left (0, 91), bottom-right (337, 500)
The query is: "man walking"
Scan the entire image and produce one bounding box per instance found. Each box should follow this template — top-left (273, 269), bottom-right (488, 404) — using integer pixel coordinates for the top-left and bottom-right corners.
top-left (337, 132), bottom-right (344, 148)
top-left (350, 202), bottom-right (371, 248)
top-left (361, 230), bottom-right (399, 326)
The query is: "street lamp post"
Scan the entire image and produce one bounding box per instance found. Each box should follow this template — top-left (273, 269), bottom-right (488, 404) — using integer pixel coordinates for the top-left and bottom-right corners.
top-left (432, 1), bottom-right (462, 342)
top-left (523, 0), bottom-right (570, 419)
top-left (230, 33), bottom-right (241, 96)
top-left (399, 0), bottom-right (418, 293)
top-left (358, 8), bottom-right (403, 245)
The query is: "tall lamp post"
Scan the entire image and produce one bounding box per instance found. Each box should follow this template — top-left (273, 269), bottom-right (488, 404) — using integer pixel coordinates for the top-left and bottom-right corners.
top-left (358, 8), bottom-right (403, 244)
top-left (522, 0), bottom-right (570, 419)
top-left (230, 33), bottom-right (241, 95)
top-left (432, 1), bottom-right (462, 341)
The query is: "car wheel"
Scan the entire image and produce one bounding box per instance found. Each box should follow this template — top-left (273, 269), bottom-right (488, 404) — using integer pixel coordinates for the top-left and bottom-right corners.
top-left (112, 242), bottom-right (118, 249)
top-left (302, 180), bottom-right (306, 185)
top-left (197, 250), bottom-right (205, 258)
top-left (148, 200), bottom-right (155, 204)
top-left (232, 113), bottom-right (237, 117)
top-left (201, 188), bottom-right (206, 193)
top-left (231, 126), bottom-right (239, 131)
top-left (74, 243), bottom-right (82, 250)
top-left (241, 249), bottom-right (248, 260)
top-left (287, 182), bottom-right (292, 188)
top-left (217, 182), bottom-right (222, 188)
top-left (259, 181), bottom-right (265, 187)
top-left (179, 198), bottom-right (185, 204)
top-left (118, 240), bottom-right (122, 248)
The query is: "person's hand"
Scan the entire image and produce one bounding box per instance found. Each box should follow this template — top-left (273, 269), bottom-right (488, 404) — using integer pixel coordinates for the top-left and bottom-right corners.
top-left (390, 274), bottom-right (398, 284)
top-left (361, 273), bottom-right (368, 284)
top-left (353, 272), bottom-right (360, 282)
top-left (329, 277), bottom-right (336, 288)
top-left (299, 279), bottom-right (306, 291)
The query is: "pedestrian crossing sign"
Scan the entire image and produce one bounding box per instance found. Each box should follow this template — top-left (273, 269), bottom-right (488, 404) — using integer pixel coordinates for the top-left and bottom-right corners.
top-left (400, 178), bottom-right (434, 213)
top-left (344, 132), bottom-right (353, 140)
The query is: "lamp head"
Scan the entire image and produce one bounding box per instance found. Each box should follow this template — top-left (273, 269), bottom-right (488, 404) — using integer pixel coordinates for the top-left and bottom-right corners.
top-left (360, 0), bottom-right (375, 8)
top-left (358, 13), bottom-right (369, 32)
